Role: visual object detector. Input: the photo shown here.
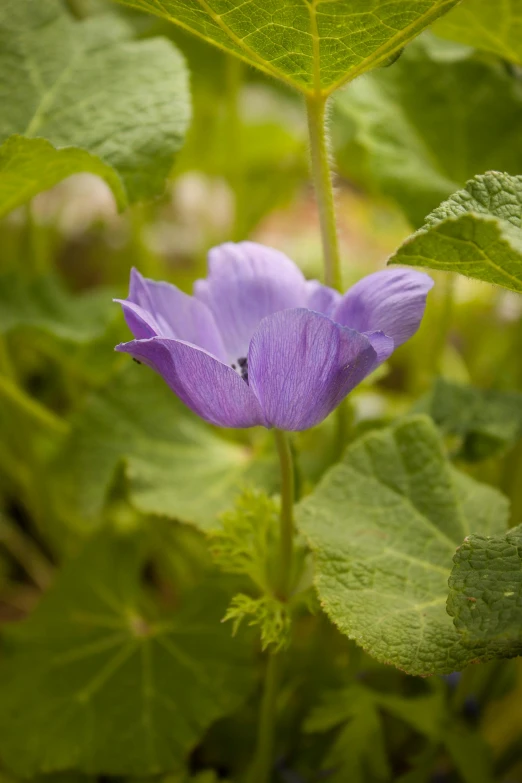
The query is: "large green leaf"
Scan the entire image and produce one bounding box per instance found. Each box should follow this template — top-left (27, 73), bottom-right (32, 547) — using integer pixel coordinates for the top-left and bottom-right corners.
top-left (296, 416), bottom-right (509, 675)
top-left (55, 365), bottom-right (277, 531)
top-left (447, 524), bottom-right (522, 662)
top-left (0, 273), bottom-right (115, 342)
top-left (434, 0), bottom-right (522, 65)
top-left (114, 0), bottom-right (460, 95)
top-left (334, 37), bottom-right (522, 227)
top-left (0, 0), bottom-right (190, 208)
top-left (419, 377), bottom-right (522, 461)
top-left (0, 136), bottom-right (127, 218)
top-left (389, 172), bottom-right (522, 292)
top-left (0, 528), bottom-right (253, 776)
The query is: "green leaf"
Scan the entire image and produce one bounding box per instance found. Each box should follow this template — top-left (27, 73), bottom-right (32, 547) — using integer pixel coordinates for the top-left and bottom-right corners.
top-left (296, 415), bottom-right (509, 675)
top-left (446, 524), bottom-right (522, 662)
top-left (114, 0), bottom-right (460, 95)
top-left (0, 528), bottom-right (253, 776)
top-left (0, 273), bottom-right (116, 343)
top-left (419, 377), bottom-right (522, 461)
top-left (389, 172), bottom-right (522, 292)
top-left (0, 136), bottom-right (127, 218)
top-left (334, 37), bottom-right (522, 227)
top-left (55, 365), bottom-right (277, 531)
top-left (434, 0), bottom-right (522, 65)
top-left (0, 0), bottom-right (190, 207)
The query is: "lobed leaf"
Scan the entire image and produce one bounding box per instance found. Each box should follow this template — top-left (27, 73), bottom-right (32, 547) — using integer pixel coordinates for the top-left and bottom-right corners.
top-left (296, 416), bottom-right (510, 675)
top-left (435, 0), bottom-right (522, 65)
top-left (114, 0), bottom-right (460, 95)
top-left (389, 172), bottom-right (522, 292)
top-left (0, 0), bottom-right (190, 208)
top-left (447, 525), bottom-right (522, 662)
top-left (54, 365), bottom-right (277, 531)
top-left (0, 529), bottom-right (253, 776)
top-left (334, 36), bottom-right (522, 227)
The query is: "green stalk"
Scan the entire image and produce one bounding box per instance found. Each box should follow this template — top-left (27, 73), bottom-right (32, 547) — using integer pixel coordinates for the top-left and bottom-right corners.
top-left (306, 94), bottom-right (342, 291)
top-left (251, 430), bottom-right (295, 783)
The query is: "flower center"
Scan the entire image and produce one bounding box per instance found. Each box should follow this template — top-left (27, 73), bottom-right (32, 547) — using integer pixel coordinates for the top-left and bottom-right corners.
top-left (231, 357), bottom-right (249, 384)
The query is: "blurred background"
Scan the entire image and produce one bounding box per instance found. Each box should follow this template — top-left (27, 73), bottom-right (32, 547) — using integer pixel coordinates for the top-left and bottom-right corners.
top-left (1, 0), bottom-right (522, 781)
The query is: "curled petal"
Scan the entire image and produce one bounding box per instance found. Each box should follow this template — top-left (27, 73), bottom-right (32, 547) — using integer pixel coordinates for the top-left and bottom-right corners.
top-left (248, 309), bottom-right (377, 431)
top-left (194, 242), bottom-right (307, 361)
top-left (114, 299), bottom-right (162, 340)
top-left (116, 338), bottom-right (267, 429)
top-left (364, 331), bottom-right (395, 366)
top-left (128, 268), bottom-right (227, 361)
top-left (334, 268), bottom-right (434, 347)
top-left (306, 280), bottom-right (342, 317)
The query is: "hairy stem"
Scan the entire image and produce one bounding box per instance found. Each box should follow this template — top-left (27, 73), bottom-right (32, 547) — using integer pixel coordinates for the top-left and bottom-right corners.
top-left (225, 55), bottom-right (244, 239)
top-left (306, 94), bottom-right (342, 291)
top-left (251, 431), bottom-right (295, 783)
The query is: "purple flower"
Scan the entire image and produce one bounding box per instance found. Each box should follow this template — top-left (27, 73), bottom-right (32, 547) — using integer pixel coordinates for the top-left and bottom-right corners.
top-left (115, 242), bottom-right (433, 431)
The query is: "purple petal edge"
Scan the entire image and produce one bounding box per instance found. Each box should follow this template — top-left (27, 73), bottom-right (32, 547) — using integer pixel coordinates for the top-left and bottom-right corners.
top-left (116, 337), bottom-right (268, 429)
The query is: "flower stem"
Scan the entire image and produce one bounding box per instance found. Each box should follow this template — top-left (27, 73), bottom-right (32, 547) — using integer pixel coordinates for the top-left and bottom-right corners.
top-left (251, 431), bottom-right (295, 783)
top-left (274, 429), bottom-right (295, 600)
top-left (306, 94), bottom-right (342, 291)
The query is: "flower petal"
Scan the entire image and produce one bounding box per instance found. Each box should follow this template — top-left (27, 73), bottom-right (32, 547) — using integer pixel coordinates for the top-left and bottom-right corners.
top-left (334, 268), bottom-right (434, 347)
top-left (194, 242), bottom-right (308, 361)
top-left (116, 338), bottom-right (267, 429)
top-left (306, 280), bottom-right (342, 317)
top-left (248, 309), bottom-right (377, 431)
top-left (128, 268), bottom-right (227, 361)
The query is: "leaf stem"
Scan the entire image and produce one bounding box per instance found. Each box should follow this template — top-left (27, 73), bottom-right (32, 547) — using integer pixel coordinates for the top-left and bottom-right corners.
top-left (251, 431), bottom-right (295, 783)
top-left (306, 94), bottom-right (342, 291)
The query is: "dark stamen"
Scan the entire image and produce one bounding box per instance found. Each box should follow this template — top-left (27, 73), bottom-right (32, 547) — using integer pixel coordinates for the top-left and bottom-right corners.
top-left (132, 358), bottom-right (142, 365)
top-left (237, 357), bottom-right (249, 384)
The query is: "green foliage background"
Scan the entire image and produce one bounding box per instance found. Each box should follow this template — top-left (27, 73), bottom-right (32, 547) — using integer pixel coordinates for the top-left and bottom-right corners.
top-left (1, 0), bottom-right (522, 781)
